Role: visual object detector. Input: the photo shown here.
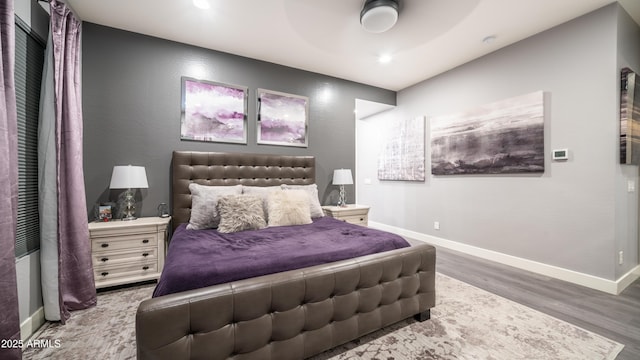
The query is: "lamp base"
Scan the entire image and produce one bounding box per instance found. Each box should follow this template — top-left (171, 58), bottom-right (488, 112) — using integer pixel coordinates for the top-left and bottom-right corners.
top-left (337, 185), bottom-right (347, 207)
top-left (122, 188), bottom-right (137, 221)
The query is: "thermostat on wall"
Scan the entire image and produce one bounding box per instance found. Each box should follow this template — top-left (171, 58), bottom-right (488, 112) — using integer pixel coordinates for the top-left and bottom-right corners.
top-left (552, 149), bottom-right (569, 160)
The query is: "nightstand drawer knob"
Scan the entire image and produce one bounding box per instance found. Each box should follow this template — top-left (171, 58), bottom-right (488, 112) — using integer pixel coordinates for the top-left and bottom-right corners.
top-left (142, 266), bottom-right (149, 270)
top-left (142, 239), bottom-right (149, 244)
top-left (101, 243), bottom-right (109, 248)
top-left (142, 253), bottom-right (149, 257)
top-left (101, 272), bottom-right (109, 277)
top-left (360, 218), bottom-right (364, 221)
top-left (100, 257), bottom-right (109, 262)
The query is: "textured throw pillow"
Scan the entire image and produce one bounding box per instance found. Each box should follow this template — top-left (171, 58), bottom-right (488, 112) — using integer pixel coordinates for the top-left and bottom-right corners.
top-left (187, 184), bottom-right (242, 230)
top-left (281, 184), bottom-right (324, 218)
top-left (267, 190), bottom-right (312, 227)
top-left (217, 195), bottom-right (267, 233)
top-left (241, 186), bottom-right (283, 221)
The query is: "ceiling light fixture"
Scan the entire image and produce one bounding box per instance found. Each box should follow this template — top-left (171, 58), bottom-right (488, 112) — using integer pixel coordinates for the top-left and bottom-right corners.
top-left (193, 0), bottom-right (210, 10)
top-left (360, 0), bottom-right (399, 34)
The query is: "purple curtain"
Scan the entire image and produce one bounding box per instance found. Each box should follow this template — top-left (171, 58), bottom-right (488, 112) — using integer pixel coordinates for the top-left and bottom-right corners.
top-left (45, 0), bottom-right (96, 322)
top-left (0, 1), bottom-right (22, 359)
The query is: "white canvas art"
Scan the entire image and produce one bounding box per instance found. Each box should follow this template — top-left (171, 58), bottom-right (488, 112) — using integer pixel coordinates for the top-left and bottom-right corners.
top-left (377, 116), bottom-right (425, 181)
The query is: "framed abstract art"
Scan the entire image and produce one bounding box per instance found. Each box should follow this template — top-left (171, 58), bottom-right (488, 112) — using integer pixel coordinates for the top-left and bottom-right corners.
top-left (621, 67), bottom-right (640, 165)
top-left (180, 77), bottom-right (248, 144)
top-left (257, 88), bottom-right (309, 147)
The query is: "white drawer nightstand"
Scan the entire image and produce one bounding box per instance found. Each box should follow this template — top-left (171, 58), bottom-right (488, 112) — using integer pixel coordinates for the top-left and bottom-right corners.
top-left (321, 204), bottom-right (370, 226)
top-left (88, 216), bottom-right (171, 289)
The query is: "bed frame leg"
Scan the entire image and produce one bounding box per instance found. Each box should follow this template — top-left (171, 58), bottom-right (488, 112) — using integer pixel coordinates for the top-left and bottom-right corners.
top-left (414, 309), bottom-right (430, 322)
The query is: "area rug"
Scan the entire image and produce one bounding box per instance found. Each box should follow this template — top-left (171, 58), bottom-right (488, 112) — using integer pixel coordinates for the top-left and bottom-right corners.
top-left (312, 273), bottom-right (623, 360)
top-left (22, 283), bottom-right (154, 360)
top-left (23, 274), bottom-right (623, 360)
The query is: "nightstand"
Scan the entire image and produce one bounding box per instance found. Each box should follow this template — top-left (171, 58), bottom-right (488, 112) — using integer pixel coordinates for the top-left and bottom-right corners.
top-left (321, 204), bottom-right (370, 226)
top-left (88, 216), bottom-right (171, 289)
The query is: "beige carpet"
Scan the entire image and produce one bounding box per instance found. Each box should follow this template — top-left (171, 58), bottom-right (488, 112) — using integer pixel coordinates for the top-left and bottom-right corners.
top-left (23, 274), bottom-right (623, 360)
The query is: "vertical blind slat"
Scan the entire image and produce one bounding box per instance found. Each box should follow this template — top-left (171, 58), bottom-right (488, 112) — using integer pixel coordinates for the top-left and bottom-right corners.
top-left (15, 19), bottom-right (45, 258)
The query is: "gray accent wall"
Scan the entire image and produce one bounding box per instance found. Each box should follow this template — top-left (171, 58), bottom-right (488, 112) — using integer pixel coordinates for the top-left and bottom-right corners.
top-left (81, 23), bottom-right (395, 221)
top-left (357, 4), bottom-right (639, 281)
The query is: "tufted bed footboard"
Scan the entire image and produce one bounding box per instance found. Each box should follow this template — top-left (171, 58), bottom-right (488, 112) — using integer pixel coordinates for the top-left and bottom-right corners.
top-left (136, 243), bottom-right (436, 360)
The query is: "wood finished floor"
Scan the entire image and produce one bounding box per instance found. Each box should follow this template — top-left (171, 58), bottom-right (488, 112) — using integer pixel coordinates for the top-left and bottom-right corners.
top-left (427, 244), bottom-right (640, 360)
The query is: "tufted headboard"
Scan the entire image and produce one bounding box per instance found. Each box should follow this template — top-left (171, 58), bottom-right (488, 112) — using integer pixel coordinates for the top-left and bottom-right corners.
top-left (171, 151), bottom-right (315, 229)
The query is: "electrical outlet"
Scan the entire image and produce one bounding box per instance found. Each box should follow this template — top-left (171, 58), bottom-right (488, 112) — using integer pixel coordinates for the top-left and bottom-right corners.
top-left (434, 221), bottom-right (440, 230)
top-left (628, 180), bottom-right (635, 193)
top-left (619, 251), bottom-right (624, 265)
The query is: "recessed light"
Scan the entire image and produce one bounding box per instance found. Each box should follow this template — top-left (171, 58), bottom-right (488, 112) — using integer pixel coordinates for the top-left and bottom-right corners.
top-left (193, 0), bottom-right (210, 10)
top-left (482, 35), bottom-right (497, 44)
top-left (378, 54), bottom-right (393, 64)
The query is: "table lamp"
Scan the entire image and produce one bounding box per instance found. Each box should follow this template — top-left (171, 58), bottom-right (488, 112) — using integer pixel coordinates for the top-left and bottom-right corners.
top-left (109, 165), bottom-right (148, 220)
top-left (333, 169), bottom-right (353, 207)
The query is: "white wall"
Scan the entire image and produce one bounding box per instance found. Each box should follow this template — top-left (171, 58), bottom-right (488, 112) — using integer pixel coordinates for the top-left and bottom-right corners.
top-left (615, 5), bottom-right (640, 279)
top-left (16, 251), bottom-right (43, 340)
top-left (357, 4), bottom-right (640, 290)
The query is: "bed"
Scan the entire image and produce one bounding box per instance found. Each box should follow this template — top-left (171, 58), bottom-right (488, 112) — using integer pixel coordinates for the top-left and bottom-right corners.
top-left (136, 151), bottom-right (436, 360)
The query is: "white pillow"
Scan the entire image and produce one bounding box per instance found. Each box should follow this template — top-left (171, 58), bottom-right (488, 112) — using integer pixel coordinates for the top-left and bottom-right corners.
top-left (267, 190), bottom-right (312, 227)
top-left (241, 186), bottom-right (282, 221)
top-left (281, 184), bottom-right (324, 218)
top-left (187, 184), bottom-right (242, 230)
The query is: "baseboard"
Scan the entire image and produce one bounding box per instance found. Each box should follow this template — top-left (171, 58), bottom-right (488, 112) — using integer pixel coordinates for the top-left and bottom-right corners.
top-left (617, 265), bottom-right (640, 294)
top-left (20, 307), bottom-right (45, 341)
top-left (370, 221), bottom-right (636, 295)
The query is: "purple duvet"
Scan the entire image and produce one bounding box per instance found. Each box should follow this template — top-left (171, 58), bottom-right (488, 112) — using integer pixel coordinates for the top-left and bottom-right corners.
top-left (153, 217), bottom-right (409, 297)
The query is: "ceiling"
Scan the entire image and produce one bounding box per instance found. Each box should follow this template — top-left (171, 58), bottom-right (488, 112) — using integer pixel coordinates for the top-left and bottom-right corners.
top-left (65, 0), bottom-right (640, 91)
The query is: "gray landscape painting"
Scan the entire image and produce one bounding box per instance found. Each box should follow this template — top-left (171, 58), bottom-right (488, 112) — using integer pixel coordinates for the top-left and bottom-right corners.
top-left (378, 116), bottom-right (425, 181)
top-left (431, 91), bottom-right (544, 175)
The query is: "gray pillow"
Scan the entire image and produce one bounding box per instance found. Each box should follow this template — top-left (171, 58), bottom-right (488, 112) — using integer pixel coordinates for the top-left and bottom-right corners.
top-left (187, 184), bottom-right (242, 230)
top-left (267, 190), bottom-right (312, 227)
top-left (217, 195), bottom-right (267, 233)
top-left (281, 184), bottom-right (324, 218)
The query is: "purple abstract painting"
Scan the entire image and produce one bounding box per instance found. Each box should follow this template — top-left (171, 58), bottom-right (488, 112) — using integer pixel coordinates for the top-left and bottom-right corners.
top-left (257, 89), bottom-right (308, 147)
top-left (180, 77), bottom-right (247, 144)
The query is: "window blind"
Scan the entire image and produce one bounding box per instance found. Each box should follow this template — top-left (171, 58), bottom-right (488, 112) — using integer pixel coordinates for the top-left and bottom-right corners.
top-left (15, 17), bottom-right (45, 258)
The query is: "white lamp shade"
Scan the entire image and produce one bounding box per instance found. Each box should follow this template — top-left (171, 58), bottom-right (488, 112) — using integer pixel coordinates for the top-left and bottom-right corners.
top-left (332, 169), bottom-right (353, 185)
top-left (109, 165), bottom-right (149, 189)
